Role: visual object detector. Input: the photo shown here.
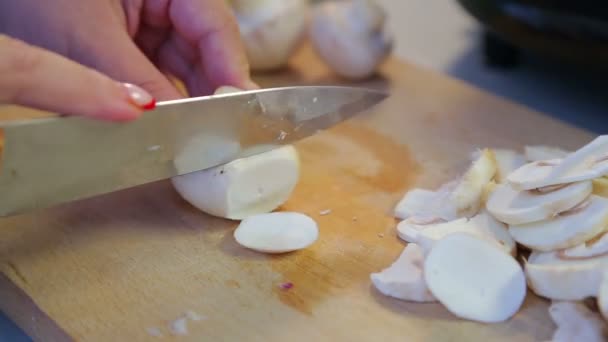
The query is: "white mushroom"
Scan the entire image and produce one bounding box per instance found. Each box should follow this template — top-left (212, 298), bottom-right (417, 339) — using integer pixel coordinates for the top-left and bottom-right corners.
top-left (308, 0), bottom-right (393, 80)
top-left (450, 148), bottom-right (498, 217)
top-left (486, 181), bottom-right (592, 225)
top-left (597, 271), bottom-right (608, 321)
top-left (524, 145), bottom-right (570, 162)
top-left (547, 301), bottom-right (607, 342)
top-left (509, 136), bottom-right (608, 190)
top-left (172, 86), bottom-right (300, 219)
top-left (508, 195), bottom-right (608, 252)
top-left (370, 244), bottom-right (436, 302)
top-left (230, 0), bottom-right (308, 71)
top-left (525, 250), bottom-right (608, 300)
top-left (471, 148), bottom-right (526, 184)
top-left (423, 233), bottom-right (527, 323)
top-left (233, 212), bottom-right (318, 253)
top-left (172, 145), bottom-right (299, 220)
top-left (398, 210), bottom-right (515, 256)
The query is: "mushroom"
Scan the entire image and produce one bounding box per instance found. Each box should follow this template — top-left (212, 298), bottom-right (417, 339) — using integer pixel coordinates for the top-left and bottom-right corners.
top-left (370, 244), bottom-right (436, 302)
top-left (450, 149), bottom-right (498, 217)
top-left (172, 86), bottom-right (300, 219)
top-left (524, 145), bottom-right (570, 162)
top-left (525, 250), bottom-right (608, 300)
top-left (486, 180), bottom-right (592, 225)
top-left (308, 0), bottom-right (393, 80)
top-left (398, 210), bottom-right (516, 256)
top-left (229, 0), bottom-right (308, 71)
top-left (172, 145), bottom-right (299, 220)
top-left (233, 212), bottom-right (319, 253)
top-left (509, 136), bottom-right (608, 190)
top-left (508, 195), bottom-right (608, 252)
top-left (547, 301), bottom-right (607, 342)
top-left (423, 233), bottom-right (527, 323)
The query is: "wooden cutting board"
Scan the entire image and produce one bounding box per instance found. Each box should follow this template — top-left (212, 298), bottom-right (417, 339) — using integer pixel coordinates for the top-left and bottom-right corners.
top-left (0, 45), bottom-right (595, 342)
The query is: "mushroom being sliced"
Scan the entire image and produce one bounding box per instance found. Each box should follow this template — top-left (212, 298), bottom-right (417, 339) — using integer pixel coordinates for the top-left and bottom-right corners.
top-left (525, 250), bottom-right (608, 300)
top-left (424, 233), bottom-right (526, 323)
top-left (509, 136), bottom-right (608, 190)
top-left (398, 211), bottom-right (515, 256)
top-left (486, 181), bottom-right (592, 225)
top-left (547, 301), bottom-right (607, 342)
top-left (524, 145), bottom-right (570, 162)
top-left (508, 195), bottom-right (608, 252)
top-left (370, 244), bottom-right (436, 302)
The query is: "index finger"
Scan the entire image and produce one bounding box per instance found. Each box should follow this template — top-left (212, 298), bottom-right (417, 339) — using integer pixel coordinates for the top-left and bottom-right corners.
top-left (168, 0), bottom-right (258, 90)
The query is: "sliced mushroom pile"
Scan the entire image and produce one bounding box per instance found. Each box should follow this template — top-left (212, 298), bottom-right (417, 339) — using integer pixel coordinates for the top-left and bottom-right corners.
top-left (372, 137), bottom-right (608, 336)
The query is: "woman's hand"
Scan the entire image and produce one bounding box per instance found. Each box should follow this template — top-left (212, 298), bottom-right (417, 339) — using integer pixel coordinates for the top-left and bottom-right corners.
top-left (0, 0), bottom-right (255, 101)
top-left (0, 35), bottom-right (155, 121)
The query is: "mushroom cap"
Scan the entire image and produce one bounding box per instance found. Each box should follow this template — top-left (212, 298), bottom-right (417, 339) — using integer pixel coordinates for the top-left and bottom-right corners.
top-left (309, 0), bottom-right (393, 79)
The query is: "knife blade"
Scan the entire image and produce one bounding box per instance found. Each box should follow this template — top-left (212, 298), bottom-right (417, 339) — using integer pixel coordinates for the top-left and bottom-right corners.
top-left (0, 85), bottom-right (387, 217)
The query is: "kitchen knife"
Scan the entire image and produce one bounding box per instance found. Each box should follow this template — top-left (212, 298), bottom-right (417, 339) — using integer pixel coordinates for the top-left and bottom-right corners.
top-left (0, 85), bottom-right (387, 216)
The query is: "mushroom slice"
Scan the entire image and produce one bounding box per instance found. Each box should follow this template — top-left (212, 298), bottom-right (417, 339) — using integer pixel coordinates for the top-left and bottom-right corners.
top-left (547, 301), bottom-right (607, 342)
top-left (525, 250), bottom-right (608, 300)
top-left (370, 244), bottom-right (436, 302)
top-left (450, 149), bottom-right (497, 217)
top-left (524, 145), bottom-right (570, 162)
top-left (486, 181), bottom-right (592, 225)
top-left (393, 188), bottom-right (439, 220)
top-left (598, 271), bottom-right (608, 321)
top-left (493, 149), bottom-right (526, 184)
top-left (398, 211), bottom-right (515, 256)
top-left (393, 181), bottom-right (459, 221)
top-left (509, 136), bottom-right (608, 190)
top-left (424, 233), bottom-right (526, 323)
top-left (508, 195), bottom-right (608, 252)
top-left (233, 212), bottom-right (318, 253)
top-left (559, 232), bottom-right (608, 260)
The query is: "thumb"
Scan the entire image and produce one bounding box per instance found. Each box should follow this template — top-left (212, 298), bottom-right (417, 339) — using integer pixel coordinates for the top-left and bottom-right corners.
top-left (0, 35), bottom-right (156, 121)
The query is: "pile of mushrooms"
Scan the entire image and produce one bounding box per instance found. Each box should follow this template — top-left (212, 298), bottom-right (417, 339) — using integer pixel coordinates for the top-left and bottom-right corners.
top-left (228, 0), bottom-right (393, 80)
top-left (171, 86), bottom-right (318, 254)
top-left (373, 138), bottom-right (608, 338)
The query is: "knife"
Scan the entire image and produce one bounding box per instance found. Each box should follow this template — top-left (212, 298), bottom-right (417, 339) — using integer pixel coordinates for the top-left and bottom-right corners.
top-left (0, 85), bottom-right (387, 217)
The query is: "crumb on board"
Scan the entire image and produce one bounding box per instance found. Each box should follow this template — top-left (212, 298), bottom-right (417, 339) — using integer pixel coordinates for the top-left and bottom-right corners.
top-left (352, 216), bottom-right (358, 222)
top-left (147, 145), bottom-right (161, 152)
top-left (319, 209), bottom-right (332, 216)
top-left (377, 233), bottom-right (385, 238)
top-left (170, 317), bottom-right (189, 336)
top-left (146, 326), bottom-right (163, 337)
top-left (185, 310), bottom-right (207, 321)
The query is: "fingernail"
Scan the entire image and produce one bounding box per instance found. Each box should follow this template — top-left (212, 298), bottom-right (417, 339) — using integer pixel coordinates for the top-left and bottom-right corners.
top-left (243, 79), bottom-right (260, 90)
top-left (123, 83), bottom-right (156, 110)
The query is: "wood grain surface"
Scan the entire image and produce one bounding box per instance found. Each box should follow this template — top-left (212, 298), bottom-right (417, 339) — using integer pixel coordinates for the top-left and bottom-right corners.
top-left (0, 45), bottom-right (596, 341)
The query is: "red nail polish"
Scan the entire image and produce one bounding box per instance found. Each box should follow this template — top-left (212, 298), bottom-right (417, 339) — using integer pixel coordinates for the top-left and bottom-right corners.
top-left (142, 99), bottom-right (156, 110)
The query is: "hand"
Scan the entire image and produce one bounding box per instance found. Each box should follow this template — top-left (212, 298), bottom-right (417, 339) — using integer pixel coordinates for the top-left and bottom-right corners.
top-left (0, 0), bottom-right (256, 102)
top-left (0, 35), bottom-right (155, 121)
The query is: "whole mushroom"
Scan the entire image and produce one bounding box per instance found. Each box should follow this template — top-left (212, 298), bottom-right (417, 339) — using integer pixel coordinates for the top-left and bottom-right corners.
top-left (309, 0), bottom-right (393, 80)
top-left (229, 0), bottom-right (309, 71)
